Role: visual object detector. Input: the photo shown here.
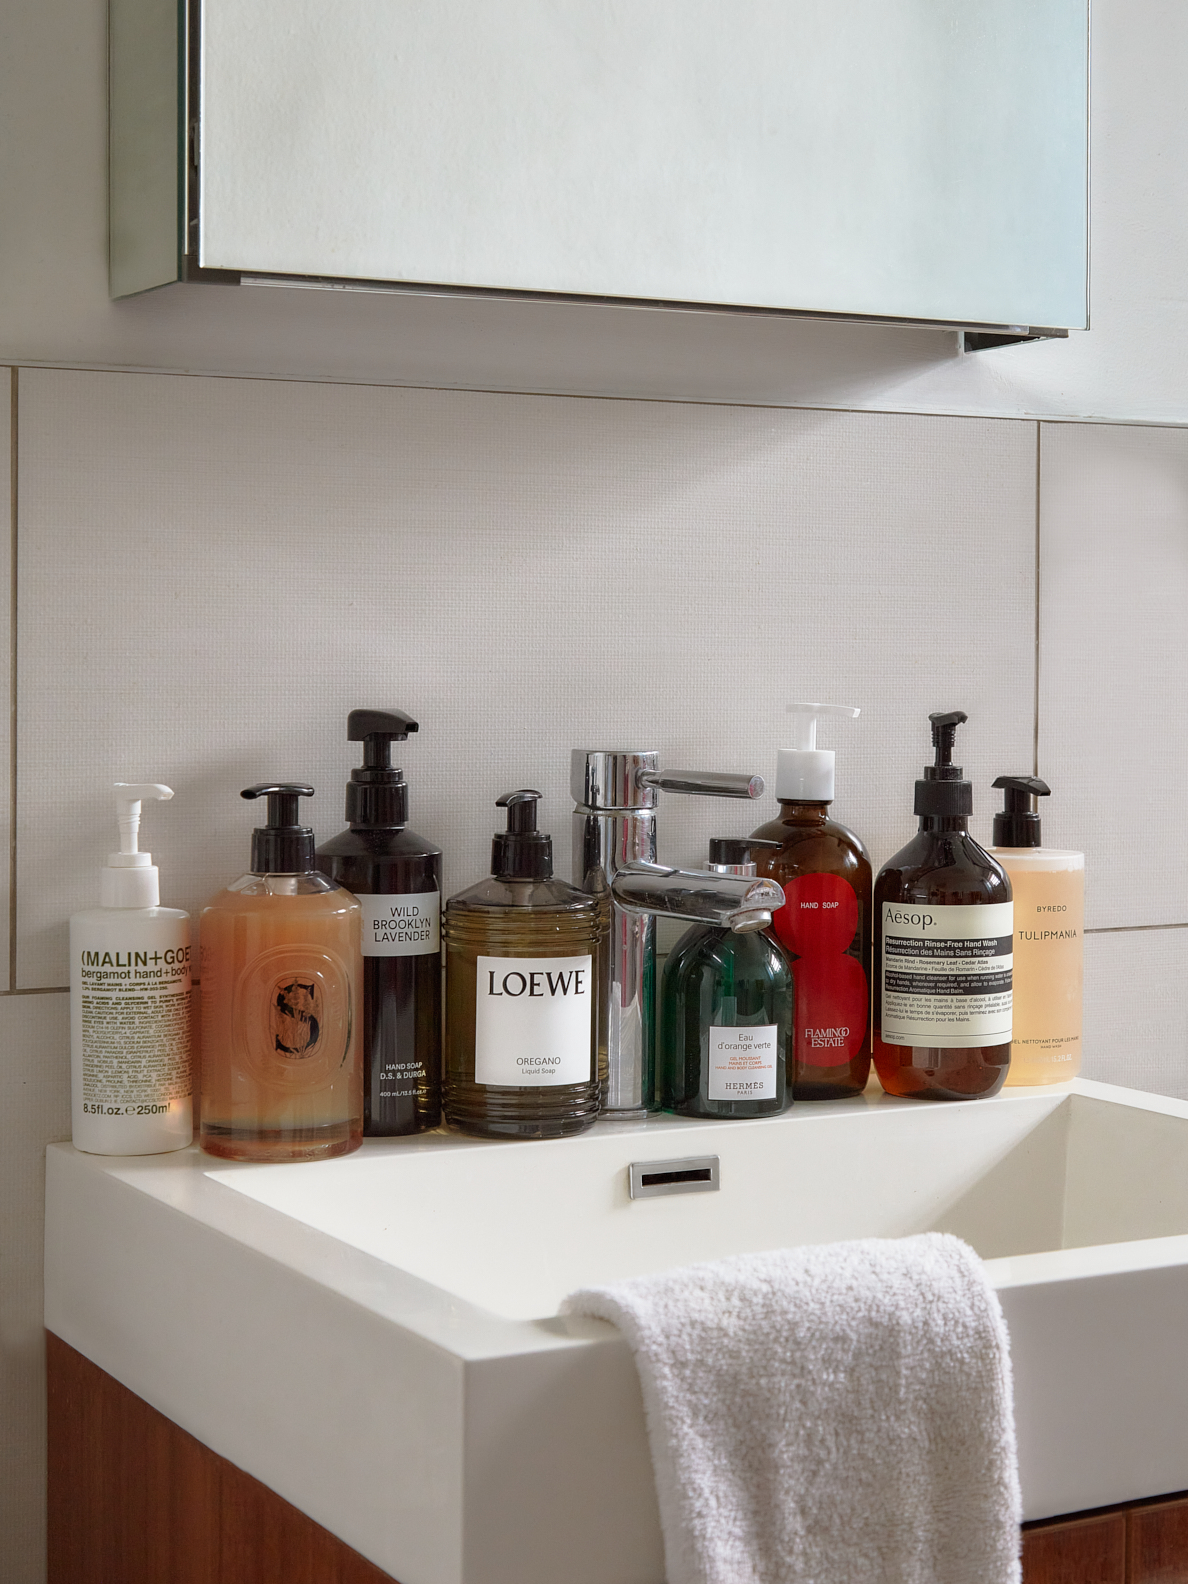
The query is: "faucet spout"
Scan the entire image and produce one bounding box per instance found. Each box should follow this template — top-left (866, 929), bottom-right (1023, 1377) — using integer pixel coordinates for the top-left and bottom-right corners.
top-left (611, 861), bottom-right (784, 934)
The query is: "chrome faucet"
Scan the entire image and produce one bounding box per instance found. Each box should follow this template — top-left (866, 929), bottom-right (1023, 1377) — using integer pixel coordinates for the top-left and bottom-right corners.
top-left (571, 750), bottom-right (783, 1119)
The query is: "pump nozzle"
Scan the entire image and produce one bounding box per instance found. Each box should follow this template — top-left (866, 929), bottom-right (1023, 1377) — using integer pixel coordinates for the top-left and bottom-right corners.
top-left (110, 783), bottom-right (173, 867)
top-left (777, 703), bottom-right (860, 802)
top-left (241, 783), bottom-right (316, 874)
top-left (993, 774), bottom-right (1051, 848)
top-left (101, 783), bottom-right (174, 907)
top-left (914, 712), bottom-right (973, 818)
top-left (928, 711), bottom-right (968, 777)
top-left (492, 789), bottom-right (552, 881)
top-left (344, 709), bottom-right (419, 826)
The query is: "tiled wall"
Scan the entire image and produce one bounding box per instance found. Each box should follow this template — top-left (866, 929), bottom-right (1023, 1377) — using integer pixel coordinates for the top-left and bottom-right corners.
top-left (3, 366), bottom-right (1187, 1580)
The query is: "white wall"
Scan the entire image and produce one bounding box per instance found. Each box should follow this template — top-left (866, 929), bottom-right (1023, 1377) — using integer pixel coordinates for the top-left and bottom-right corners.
top-left (3, 4), bottom-right (1188, 1582)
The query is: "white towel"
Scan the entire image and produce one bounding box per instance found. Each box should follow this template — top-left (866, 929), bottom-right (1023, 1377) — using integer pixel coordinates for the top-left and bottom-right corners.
top-left (565, 1233), bottom-right (1020, 1584)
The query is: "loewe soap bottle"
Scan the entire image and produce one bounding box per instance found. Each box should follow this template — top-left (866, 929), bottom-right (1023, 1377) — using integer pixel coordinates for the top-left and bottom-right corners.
top-left (444, 790), bottom-right (601, 1139)
top-left (317, 710), bottom-right (442, 1135)
top-left (200, 784), bottom-right (363, 1161)
top-left (873, 712), bottom-right (1013, 1100)
top-left (750, 703), bottom-right (872, 1100)
top-left (70, 784), bottom-right (192, 1155)
top-left (989, 776), bottom-right (1084, 1086)
top-left (660, 838), bottom-right (793, 1119)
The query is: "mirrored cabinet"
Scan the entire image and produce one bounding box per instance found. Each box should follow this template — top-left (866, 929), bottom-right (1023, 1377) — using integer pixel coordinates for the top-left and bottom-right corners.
top-left (112, 0), bottom-right (1089, 341)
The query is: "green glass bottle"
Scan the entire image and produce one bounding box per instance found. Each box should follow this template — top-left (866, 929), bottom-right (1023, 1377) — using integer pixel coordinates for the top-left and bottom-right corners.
top-left (660, 838), bottom-right (794, 1119)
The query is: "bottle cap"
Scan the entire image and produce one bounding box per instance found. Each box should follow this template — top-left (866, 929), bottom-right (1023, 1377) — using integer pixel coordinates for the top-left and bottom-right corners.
top-left (776, 704), bottom-right (860, 801)
top-left (707, 836), bottom-right (781, 877)
top-left (914, 712), bottom-right (974, 817)
top-left (492, 790), bottom-right (553, 881)
top-left (344, 708), bottom-right (417, 827)
top-left (992, 774), bottom-right (1051, 847)
top-left (100, 783), bottom-right (172, 908)
top-left (242, 783), bottom-right (316, 874)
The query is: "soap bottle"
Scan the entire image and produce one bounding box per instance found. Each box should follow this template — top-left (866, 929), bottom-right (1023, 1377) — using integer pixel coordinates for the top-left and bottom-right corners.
top-left (316, 710), bottom-right (442, 1136)
top-left (988, 776), bottom-right (1084, 1086)
top-left (660, 837), bottom-right (793, 1119)
top-left (199, 783), bottom-right (363, 1162)
top-left (750, 704), bottom-right (872, 1100)
top-left (69, 784), bottom-right (192, 1155)
top-left (873, 712), bottom-right (1013, 1100)
top-left (443, 790), bottom-right (601, 1139)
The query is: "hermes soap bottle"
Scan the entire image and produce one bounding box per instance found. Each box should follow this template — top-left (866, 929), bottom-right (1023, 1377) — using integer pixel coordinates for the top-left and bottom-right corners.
top-left (989, 776), bottom-right (1084, 1086)
top-left (660, 838), bottom-right (793, 1119)
top-left (444, 790), bottom-right (601, 1139)
top-left (317, 710), bottom-right (442, 1135)
top-left (750, 703), bottom-right (872, 1100)
top-left (873, 712), bottom-right (1013, 1100)
top-left (70, 784), bottom-right (192, 1155)
top-left (200, 783), bottom-right (363, 1162)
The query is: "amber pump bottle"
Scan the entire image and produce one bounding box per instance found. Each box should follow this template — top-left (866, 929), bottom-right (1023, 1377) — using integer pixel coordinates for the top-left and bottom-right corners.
top-left (750, 703), bottom-right (872, 1100)
top-left (317, 710), bottom-right (442, 1135)
top-left (873, 712), bottom-right (1013, 1100)
top-left (200, 783), bottom-right (363, 1161)
top-left (444, 790), bottom-right (601, 1140)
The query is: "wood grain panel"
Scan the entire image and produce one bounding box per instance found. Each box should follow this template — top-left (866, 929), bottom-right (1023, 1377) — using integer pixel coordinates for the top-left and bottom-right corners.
top-left (47, 1332), bottom-right (396, 1584)
top-left (1131, 1496), bottom-right (1188, 1583)
top-left (1021, 1512), bottom-right (1126, 1584)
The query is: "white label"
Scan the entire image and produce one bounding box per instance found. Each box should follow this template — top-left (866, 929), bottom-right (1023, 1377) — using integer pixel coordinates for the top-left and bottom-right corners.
top-left (708, 1024), bottom-right (778, 1100)
top-left (75, 936), bottom-right (192, 1112)
top-left (881, 901), bottom-right (1013, 1049)
top-left (360, 891), bottom-right (440, 957)
top-left (475, 955), bottom-right (593, 1086)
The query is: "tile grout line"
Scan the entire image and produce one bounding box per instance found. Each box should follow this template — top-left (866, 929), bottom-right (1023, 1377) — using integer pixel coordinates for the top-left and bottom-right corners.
top-left (1033, 420), bottom-right (1042, 777)
top-left (8, 367), bottom-right (16, 995)
top-left (1086, 923), bottom-right (1188, 935)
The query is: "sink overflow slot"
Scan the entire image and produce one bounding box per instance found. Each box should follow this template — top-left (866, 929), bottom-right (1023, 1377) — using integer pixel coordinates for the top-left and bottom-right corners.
top-left (628, 1155), bottom-right (720, 1200)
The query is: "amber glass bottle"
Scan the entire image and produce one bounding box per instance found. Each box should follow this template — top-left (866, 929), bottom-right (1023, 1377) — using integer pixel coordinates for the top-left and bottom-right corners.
top-left (444, 791), bottom-right (602, 1140)
top-left (873, 713), bottom-right (1013, 1101)
top-left (200, 784), bottom-right (363, 1162)
top-left (750, 704), bottom-right (871, 1100)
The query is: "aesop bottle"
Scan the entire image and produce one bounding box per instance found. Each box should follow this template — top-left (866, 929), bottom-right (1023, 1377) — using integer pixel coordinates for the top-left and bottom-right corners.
top-left (873, 713), bottom-right (1013, 1100)
top-left (317, 710), bottom-right (442, 1135)
top-left (200, 784), bottom-right (363, 1161)
top-left (444, 791), bottom-right (601, 1139)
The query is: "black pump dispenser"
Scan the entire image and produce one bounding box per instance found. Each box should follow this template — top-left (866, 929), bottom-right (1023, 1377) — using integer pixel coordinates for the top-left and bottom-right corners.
top-left (992, 775), bottom-right (1051, 847)
top-left (708, 836), bottom-right (780, 871)
top-left (914, 711), bottom-right (974, 818)
top-left (242, 783), bottom-right (316, 873)
top-left (492, 790), bottom-right (552, 881)
top-left (345, 709), bottom-right (417, 828)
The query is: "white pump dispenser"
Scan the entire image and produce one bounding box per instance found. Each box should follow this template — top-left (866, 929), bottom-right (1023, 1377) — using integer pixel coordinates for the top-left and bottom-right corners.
top-left (70, 782), bottom-right (192, 1155)
top-left (101, 783), bottom-right (172, 907)
top-left (776, 704), bottom-right (860, 801)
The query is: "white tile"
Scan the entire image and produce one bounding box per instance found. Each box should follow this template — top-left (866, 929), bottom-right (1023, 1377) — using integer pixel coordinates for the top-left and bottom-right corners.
top-left (1083, 929), bottom-right (1188, 1099)
top-left (1038, 423), bottom-right (1188, 929)
top-left (17, 369), bottom-right (1036, 985)
top-left (0, 990), bottom-right (70, 1584)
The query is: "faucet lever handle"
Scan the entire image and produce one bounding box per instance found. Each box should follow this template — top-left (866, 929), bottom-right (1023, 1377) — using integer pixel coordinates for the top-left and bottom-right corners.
top-left (639, 769), bottom-right (765, 800)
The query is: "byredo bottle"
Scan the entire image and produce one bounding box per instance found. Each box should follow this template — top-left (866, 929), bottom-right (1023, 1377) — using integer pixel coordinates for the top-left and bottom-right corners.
top-left (317, 710), bottom-right (442, 1136)
top-left (873, 712), bottom-right (1013, 1100)
top-left (70, 784), bottom-right (192, 1155)
top-left (660, 838), bottom-right (793, 1119)
top-left (989, 776), bottom-right (1084, 1086)
top-left (750, 703), bottom-right (872, 1100)
top-left (200, 784), bottom-right (363, 1162)
top-left (444, 790), bottom-right (601, 1139)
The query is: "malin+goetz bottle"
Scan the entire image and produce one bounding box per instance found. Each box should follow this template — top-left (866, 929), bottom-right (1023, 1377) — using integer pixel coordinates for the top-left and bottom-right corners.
top-left (873, 712), bottom-right (1013, 1100)
top-left (444, 790), bottom-right (601, 1139)
top-left (660, 838), bottom-right (793, 1119)
top-left (317, 710), bottom-right (442, 1135)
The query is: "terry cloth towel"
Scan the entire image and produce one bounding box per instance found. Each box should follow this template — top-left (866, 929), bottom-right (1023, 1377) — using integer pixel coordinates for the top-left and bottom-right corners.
top-left (566, 1233), bottom-right (1020, 1584)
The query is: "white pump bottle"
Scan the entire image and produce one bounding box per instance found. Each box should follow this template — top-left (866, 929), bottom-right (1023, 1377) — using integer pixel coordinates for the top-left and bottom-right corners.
top-left (69, 784), bottom-right (193, 1155)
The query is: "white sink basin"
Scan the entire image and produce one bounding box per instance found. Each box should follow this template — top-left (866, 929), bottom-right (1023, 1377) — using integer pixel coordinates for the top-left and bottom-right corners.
top-left (44, 1078), bottom-right (1188, 1584)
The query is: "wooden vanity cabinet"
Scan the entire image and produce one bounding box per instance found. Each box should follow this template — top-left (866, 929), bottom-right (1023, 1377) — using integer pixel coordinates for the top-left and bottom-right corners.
top-left (48, 1330), bottom-right (1188, 1584)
